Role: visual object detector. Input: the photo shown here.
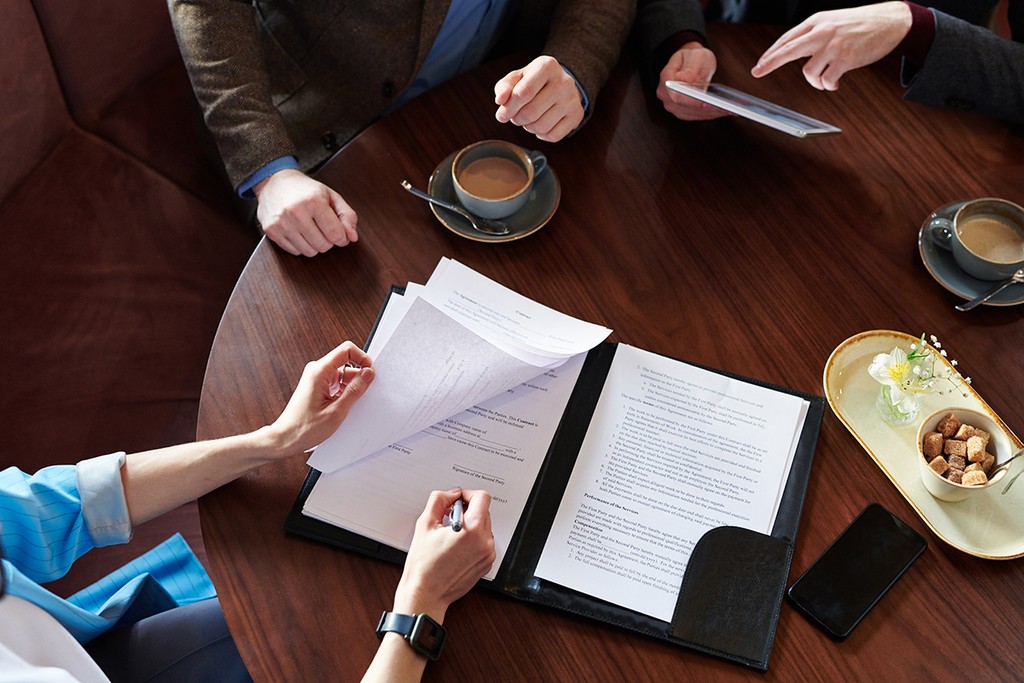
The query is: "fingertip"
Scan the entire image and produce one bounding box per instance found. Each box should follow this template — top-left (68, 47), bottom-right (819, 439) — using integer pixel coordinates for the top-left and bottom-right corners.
top-left (348, 366), bottom-right (374, 391)
top-left (337, 365), bottom-right (374, 402)
top-left (464, 489), bottom-right (492, 512)
top-left (416, 490), bottom-right (447, 525)
top-left (424, 489), bottom-right (460, 520)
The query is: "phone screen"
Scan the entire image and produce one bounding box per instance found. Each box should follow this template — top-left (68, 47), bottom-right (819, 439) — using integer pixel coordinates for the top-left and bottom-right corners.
top-left (787, 503), bottom-right (927, 639)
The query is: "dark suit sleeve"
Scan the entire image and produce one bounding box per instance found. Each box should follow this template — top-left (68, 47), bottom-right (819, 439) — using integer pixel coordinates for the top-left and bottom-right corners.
top-left (632, 0), bottom-right (707, 91)
top-left (902, 8), bottom-right (1024, 125)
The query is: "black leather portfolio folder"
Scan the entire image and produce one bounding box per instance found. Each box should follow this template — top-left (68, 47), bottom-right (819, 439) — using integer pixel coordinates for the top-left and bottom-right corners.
top-left (286, 287), bottom-right (825, 670)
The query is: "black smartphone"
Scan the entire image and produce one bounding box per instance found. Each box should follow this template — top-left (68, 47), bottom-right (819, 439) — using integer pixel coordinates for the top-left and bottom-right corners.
top-left (787, 503), bottom-right (927, 639)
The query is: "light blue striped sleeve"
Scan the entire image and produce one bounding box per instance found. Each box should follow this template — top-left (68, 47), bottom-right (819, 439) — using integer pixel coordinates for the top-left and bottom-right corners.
top-left (0, 453), bottom-right (130, 583)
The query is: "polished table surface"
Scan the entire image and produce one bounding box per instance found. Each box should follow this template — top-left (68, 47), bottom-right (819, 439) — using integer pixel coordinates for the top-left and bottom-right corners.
top-left (197, 22), bottom-right (1024, 682)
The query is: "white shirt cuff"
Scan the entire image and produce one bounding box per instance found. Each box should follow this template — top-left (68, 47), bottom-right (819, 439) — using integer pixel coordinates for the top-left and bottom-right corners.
top-left (76, 452), bottom-right (132, 547)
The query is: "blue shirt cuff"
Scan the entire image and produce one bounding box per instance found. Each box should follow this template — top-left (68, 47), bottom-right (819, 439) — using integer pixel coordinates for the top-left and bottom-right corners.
top-left (562, 65), bottom-right (590, 113)
top-left (76, 452), bottom-right (132, 548)
top-left (238, 156), bottom-right (301, 198)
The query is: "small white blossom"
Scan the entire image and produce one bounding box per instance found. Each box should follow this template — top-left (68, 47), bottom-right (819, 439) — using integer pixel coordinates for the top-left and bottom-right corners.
top-left (871, 333), bottom-right (972, 407)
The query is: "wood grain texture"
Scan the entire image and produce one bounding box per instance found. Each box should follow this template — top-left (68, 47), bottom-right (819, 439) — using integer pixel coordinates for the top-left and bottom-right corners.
top-left (198, 23), bottom-right (1024, 682)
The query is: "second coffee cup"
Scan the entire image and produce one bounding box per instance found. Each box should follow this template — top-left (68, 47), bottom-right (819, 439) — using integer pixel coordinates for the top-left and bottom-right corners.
top-left (452, 140), bottom-right (547, 219)
top-left (927, 198), bottom-right (1024, 281)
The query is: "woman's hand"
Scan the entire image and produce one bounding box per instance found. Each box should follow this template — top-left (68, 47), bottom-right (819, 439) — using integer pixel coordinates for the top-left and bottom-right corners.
top-left (266, 341), bottom-right (375, 456)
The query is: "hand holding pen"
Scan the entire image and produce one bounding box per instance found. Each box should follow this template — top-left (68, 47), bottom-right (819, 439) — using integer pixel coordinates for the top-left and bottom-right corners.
top-left (393, 489), bottom-right (496, 622)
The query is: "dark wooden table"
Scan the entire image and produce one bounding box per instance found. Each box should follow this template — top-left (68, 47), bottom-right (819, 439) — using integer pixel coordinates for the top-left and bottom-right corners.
top-left (197, 22), bottom-right (1024, 682)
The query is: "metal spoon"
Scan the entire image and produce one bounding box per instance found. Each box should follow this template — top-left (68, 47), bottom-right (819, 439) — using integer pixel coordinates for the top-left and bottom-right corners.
top-left (956, 268), bottom-right (1024, 312)
top-left (401, 180), bottom-right (512, 236)
top-left (993, 447), bottom-right (1024, 494)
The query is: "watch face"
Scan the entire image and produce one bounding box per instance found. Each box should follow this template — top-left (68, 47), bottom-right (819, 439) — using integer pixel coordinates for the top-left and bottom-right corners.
top-left (411, 615), bottom-right (446, 660)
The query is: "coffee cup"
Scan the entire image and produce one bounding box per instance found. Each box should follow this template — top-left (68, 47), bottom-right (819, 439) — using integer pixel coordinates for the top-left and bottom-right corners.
top-left (926, 198), bottom-right (1024, 281)
top-left (451, 140), bottom-right (547, 219)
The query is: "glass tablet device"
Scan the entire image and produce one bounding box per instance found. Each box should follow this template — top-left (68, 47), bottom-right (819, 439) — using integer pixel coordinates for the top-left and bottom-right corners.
top-left (665, 81), bottom-right (841, 138)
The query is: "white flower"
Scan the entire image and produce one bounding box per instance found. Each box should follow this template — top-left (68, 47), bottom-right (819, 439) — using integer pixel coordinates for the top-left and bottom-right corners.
top-left (870, 334), bottom-right (972, 412)
top-left (869, 347), bottom-right (923, 411)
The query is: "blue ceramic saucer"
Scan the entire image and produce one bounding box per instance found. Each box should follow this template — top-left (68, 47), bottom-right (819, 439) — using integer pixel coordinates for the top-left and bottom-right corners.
top-left (918, 201), bottom-right (1024, 307)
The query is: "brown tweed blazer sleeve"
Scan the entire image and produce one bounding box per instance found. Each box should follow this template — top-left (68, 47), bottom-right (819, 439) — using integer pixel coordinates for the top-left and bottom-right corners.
top-left (540, 0), bottom-right (637, 113)
top-left (169, 0), bottom-right (298, 191)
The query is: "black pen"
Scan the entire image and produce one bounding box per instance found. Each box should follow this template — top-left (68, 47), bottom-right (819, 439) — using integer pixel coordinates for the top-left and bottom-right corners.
top-left (450, 499), bottom-right (464, 532)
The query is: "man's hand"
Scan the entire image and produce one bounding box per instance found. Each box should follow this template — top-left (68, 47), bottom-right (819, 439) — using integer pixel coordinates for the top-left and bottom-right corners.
top-left (751, 2), bottom-right (912, 91)
top-left (254, 169), bottom-right (359, 257)
top-left (656, 42), bottom-right (726, 121)
top-left (266, 341), bottom-right (374, 455)
top-left (495, 56), bottom-right (585, 142)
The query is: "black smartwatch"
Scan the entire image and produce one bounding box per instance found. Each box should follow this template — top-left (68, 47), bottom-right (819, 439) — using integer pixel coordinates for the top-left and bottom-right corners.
top-left (375, 611), bottom-right (446, 661)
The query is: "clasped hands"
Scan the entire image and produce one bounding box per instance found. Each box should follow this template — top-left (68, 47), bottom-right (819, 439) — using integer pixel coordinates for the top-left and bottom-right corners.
top-left (256, 55), bottom-right (582, 257)
top-left (659, 2), bottom-right (912, 120)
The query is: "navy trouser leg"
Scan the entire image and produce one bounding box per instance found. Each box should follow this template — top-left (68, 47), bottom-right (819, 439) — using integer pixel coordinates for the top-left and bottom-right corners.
top-left (86, 598), bottom-right (252, 683)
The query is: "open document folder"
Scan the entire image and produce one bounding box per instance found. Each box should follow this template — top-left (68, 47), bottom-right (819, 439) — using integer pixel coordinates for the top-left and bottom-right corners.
top-left (290, 258), bottom-right (825, 669)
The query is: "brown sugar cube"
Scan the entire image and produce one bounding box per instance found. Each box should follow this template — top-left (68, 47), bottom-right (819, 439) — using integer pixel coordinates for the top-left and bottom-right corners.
top-left (943, 439), bottom-right (967, 458)
top-left (948, 470), bottom-right (964, 484)
top-left (936, 413), bottom-right (961, 438)
top-left (955, 424), bottom-right (991, 447)
top-left (948, 455), bottom-right (966, 471)
top-left (928, 456), bottom-right (949, 476)
top-left (923, 432), bottom-right (945, 458)
top-left (965, 462), bottom-right (984, 473)
top-left (982, 454), bottom-right (996, 472)
top-left (962, 470), bottom-right (989, 486)
top-left (966, 435), bottom-right (988, 462)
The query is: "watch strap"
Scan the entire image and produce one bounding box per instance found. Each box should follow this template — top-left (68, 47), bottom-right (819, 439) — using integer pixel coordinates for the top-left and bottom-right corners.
top-left (377, 611), bottom-right (416, 638)
top-left (376, 611), bottom-right (446, 661)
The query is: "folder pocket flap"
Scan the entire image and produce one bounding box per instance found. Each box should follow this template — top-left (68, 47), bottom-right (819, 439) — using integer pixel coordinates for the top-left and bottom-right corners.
top-left (668, 526), bottom-right (793, 671)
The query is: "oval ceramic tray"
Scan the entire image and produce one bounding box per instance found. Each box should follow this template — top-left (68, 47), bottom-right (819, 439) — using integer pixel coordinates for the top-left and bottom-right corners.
top-left (823, 330), bottom-right (1024, 559)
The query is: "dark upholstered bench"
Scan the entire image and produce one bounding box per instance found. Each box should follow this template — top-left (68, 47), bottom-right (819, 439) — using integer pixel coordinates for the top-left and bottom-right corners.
top-left (0, 0), bottom-right (259, 596)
